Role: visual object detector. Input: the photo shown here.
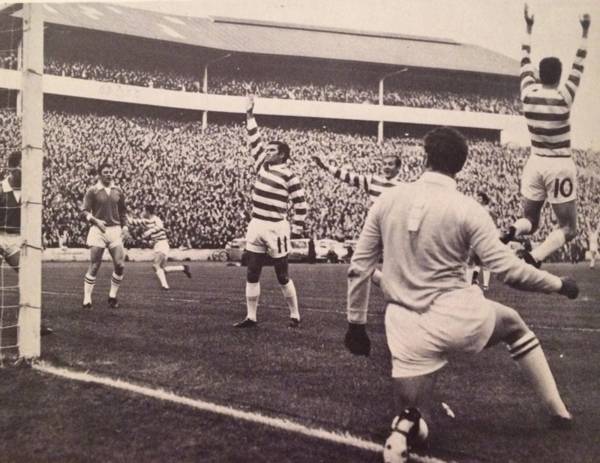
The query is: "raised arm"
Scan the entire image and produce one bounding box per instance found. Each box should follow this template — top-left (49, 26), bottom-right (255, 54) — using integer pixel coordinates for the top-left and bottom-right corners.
top-left (312, 154), bottom-right (372, 194)
top-left (520, 3), bottom-right (537, 95)
top-left (561, 13), bottom-right (590, 106)
top-left (287, 174), bottom-right (308, 239)
top-left (246, 95), bottom-right (267, 172)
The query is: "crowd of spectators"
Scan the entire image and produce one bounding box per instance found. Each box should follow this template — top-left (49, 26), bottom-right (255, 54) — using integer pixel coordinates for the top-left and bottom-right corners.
top-left (1, 49), bottom-right (519, 115)
top-left (1, 108), bottom-right (599, 262)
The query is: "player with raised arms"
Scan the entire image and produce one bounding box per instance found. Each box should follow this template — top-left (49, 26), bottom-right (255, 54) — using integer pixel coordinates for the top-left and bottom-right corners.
top-left (234, 95), bottom-right (307, 328)
top-left (312, 152), bottom-right (402, 205)
top-left (343, 126), bottom-right (578, 463)
top-left (502, 4), bottom-right (591, 268)
top-left (81, 159), bottom-right (130, 309)
top-left (128, 204), bottom-right (191, 290)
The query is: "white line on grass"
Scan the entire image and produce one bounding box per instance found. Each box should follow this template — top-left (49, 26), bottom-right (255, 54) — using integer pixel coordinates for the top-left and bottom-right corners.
top-left (33, 362), bottom-right (449, 463)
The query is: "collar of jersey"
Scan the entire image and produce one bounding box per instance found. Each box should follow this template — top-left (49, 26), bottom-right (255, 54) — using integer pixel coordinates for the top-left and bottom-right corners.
top-left (420, 171), bottom-right (457, 189)
top-left (95, 180), bottom-right (115, 190)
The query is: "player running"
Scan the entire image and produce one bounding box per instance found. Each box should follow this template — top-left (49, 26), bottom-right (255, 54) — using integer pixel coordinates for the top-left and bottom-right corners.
top-left (234, 95), bottom-right (308, 328)
top-left (128, 204), bottom-right (191, 290)
top-left (344, 127), bottom-right (578, 463)
top-left (502, 4), bottom-right (591, 268)
top-left (81, 159), bottom-right (130, 309)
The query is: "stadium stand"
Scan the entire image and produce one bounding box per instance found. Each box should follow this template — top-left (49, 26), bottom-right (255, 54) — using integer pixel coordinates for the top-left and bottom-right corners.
top-left (1, 106), bottom-right (598, 261)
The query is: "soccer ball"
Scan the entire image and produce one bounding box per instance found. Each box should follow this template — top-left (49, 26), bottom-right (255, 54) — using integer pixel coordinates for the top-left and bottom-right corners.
top-left (383, 413), bottom-right (429, 463)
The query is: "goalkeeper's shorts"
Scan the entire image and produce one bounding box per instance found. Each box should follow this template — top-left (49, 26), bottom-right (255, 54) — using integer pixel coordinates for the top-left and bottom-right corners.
top-left (385, 285), bottom-right (496, 378)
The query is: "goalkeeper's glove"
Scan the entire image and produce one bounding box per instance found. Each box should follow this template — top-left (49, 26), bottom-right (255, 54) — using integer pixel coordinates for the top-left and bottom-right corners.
top-left (558, 277), bottom-right (579, 300)
top-left (344, 323), bottom-right (371, 356)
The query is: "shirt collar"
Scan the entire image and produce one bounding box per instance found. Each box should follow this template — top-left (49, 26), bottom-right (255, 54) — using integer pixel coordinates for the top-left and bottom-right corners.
top-left (420, 171), bottom-right (457, 189)
top-left (95, 180), bottom-right (114, 190)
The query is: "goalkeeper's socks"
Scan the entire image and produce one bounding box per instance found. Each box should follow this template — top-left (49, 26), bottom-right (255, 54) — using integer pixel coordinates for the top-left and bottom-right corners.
top-left (83, 273), bottom-right (96, 305)
top-left (109, 272), bottom-right (124, 299)
top-left (509, 331), bottom-right (570, 418)
top-left (245, 282), bottom-right (260, 321)
top-left (280, 280), bottom-right (300, 320)
top-left (155, 268), bottom-right (169, 289)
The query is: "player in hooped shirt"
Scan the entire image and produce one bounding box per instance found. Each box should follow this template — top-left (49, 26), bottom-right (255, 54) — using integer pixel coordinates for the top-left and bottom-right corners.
top-left (128, 204), bottom-right (191, 290)
top-left (502, 4), bottom-right (591, 268)
top-left (234, 95), bottom-right (308, 328)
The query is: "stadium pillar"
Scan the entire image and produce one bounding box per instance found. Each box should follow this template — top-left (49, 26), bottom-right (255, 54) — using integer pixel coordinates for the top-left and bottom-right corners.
top-left (378, 68), bottom-right (408, 145)
top-left (202, 53), bottom-right (232, 132)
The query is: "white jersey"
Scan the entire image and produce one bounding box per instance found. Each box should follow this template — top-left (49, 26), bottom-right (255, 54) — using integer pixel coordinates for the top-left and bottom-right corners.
top-left (347, 172), bottom-right (562, 322)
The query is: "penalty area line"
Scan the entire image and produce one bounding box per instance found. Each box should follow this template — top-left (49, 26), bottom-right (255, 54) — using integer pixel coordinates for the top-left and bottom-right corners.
top-left (32, 362), bottom-right (448, 463)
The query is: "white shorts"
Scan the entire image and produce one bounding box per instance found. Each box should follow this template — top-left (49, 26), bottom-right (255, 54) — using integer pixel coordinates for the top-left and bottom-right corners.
top-left (245, 218), bottom-right (290, 258)
top-left (521, 155), bottom-right (577, 204)
top-left (0, 233), bottom-right (22, 258)
top-left (385, 285), bottom-right (496, 378)
top-left (153, 240), bottom-right (170, 256)
top-left (86, 225), bottom-right (123, 249)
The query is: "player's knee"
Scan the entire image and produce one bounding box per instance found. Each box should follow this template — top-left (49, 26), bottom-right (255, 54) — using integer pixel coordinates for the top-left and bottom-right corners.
top-left (276, 272), bottom-right (289, 285)
top-left (152, 263), bottom-right (161, 272)
top-left (563, 225), bottom-right (577, 242)
top-left (247, 267), bottom-right (261, 283)
top-left (114, 262), bottom-right (125, 275)
top-left (501, 309), bottom-right (529, 345)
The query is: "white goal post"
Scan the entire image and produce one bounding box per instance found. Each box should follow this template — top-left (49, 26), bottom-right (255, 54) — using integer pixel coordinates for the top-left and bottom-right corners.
top-left (17, 2), bottom-right (44, 359)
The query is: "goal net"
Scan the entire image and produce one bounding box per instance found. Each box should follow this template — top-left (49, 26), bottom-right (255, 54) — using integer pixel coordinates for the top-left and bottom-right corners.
top-left (0, 3), bottom-right (43, 364)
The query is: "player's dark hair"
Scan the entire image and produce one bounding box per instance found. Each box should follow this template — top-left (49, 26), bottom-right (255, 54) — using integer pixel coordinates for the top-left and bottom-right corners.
top-left (269, 141), bottom-right (290, 161)
top-left (384, 154), bottom-right (401, 168)
top-left (477, 191), bottom-right (490, 205)
top-left (424, 127), bottom-right (468, 176)
top-left (8, 151), bottom-right (21, 168)
top-left (539, 57), bottom-right (562, 86)
top-left (145, 204), bottom-right (156, 215)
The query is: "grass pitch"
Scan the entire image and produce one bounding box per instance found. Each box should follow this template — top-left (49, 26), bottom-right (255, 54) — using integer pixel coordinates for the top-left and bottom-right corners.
top-left (1, 261), bottom-right (599, 462)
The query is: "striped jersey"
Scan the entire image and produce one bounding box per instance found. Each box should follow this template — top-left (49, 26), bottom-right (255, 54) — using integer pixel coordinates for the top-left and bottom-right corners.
top-left (520, 35), bottom-right (588, 157)
top-left (247, 116), bottom-right (307, 235)
top-left (129, 215), bottom-right (168, 245)
top-left (0, 178), bottom-right (20, 234)
top-left (83, 181), bottom-right (127, 227)
top-left (326, 165), bottom-right (401, 203)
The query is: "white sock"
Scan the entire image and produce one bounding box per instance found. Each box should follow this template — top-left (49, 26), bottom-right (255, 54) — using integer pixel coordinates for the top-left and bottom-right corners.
top-left (245, 282), bottom-right (260, 321)
top-left (83, 273), bottom-right (96, 304)
top-left (531, 229), bottom-right (567, 263)
top-left (465, 266), bottom-right (475, 285)
top-left (109, 272), bottom-right (123, 298)
top-left (280, 280), bottom-right (300, 320)
top-left (513, 218), bottom-right (533, 237)
top-left (155, 268), bottom-right (169, 289)
top-left (509, 332), bottom-right (569, 417)
top-left (165, 265), bottom-right (184, 273)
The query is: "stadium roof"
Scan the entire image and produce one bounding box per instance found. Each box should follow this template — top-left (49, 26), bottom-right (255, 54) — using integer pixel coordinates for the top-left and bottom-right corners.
top-left (37, 2), bottom-right (518, 77)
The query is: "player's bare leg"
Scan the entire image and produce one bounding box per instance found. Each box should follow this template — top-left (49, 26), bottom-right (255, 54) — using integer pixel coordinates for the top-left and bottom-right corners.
top-left (234, 251), bottom-right (264, 327)
top-left (107, 244), bottom-right (125, 308)
top-left (273, 256), bottom-right (300, 327)
top-left (503, 197), bottom-right (543, 243)
top-left (83, 246), bottom-right (104, 308)
top-left (591, 251), bottom-right (597, 269)
top-left (530, 200), bottom-right (577, 264)
top-left (384, 374), bottom-right (437, 463)
top-left (153, 252), bottom-right (170, 290)
top-left (485, 301), bottom-right (571, 426)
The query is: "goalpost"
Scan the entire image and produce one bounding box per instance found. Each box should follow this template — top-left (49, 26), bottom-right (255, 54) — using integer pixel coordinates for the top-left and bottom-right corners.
top-left (0, 3), bottom-right (43, 362)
